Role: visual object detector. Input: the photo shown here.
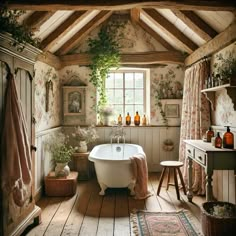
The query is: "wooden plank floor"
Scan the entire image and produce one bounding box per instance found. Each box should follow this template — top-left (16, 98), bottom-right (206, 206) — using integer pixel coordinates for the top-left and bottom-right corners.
top-left (25, 173), bottom-right (205, 236)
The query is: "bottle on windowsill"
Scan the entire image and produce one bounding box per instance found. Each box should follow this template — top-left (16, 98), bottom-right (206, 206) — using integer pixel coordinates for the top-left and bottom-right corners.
top-left (206, 127), bottom-right (214, 142)
top-left (142, 114), bottom-right (147, 126)
top-left (215, 132), bottom-right (222, 148)
top-left (134, 111), bottom-right (140, 126)
top-left (118, 114), bottom-right (122, 125)
top-left (125, 112), bottom-right (131, 125)
top-left (223, 126), bottom-right (234, 149)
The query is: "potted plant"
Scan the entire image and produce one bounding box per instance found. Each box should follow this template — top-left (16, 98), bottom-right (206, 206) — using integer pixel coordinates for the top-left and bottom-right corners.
top-left (71, 125), bottom-right (99, 153)
top-left (44, 131), bottom-right (74, 177)
top-left (213, 51), bottom-right (236, 85)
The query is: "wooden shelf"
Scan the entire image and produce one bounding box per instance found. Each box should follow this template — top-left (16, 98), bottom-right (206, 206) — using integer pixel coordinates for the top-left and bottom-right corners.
top-left (201, 83), bottom-right (236, 110)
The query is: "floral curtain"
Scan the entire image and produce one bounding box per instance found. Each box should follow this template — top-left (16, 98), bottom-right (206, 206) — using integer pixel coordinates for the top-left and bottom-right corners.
top-left (179, 60), bottom-right (211, 195)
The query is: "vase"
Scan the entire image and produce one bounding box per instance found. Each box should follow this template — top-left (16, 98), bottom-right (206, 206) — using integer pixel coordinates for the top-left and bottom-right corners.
top-left (78, 140), bottom-right (88, 153)
top-left (55, 162), bottom-right (70, 177)
top-left (103, 116), bottom-right (110, 126)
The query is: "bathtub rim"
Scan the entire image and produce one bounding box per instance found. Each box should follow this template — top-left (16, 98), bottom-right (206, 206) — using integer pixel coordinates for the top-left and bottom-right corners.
top-left (88, 143), bottom-right (144, 162)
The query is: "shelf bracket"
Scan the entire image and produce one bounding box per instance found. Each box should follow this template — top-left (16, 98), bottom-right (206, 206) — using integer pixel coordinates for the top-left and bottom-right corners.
top-left (203, 91), bottom-right (215, 110)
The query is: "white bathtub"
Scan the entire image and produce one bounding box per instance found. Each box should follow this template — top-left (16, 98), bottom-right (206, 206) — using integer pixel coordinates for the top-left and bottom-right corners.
top-left (88, 143), bottom-right (144, 195)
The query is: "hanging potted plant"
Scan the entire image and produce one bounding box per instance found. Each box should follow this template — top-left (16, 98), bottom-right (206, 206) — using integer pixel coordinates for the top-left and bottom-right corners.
top-left (44, 131), bottom-right (74, 177)
top-left (0, 6), bottom-right (40, 51)
top-left (88, 20), bottom-right (125, 114)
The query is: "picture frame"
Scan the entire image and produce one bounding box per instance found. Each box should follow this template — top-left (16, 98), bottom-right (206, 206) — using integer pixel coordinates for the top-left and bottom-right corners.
top-left (164, 104), bottom-right (179, 118)
top-left (63, 86), bottom-right (86, 116)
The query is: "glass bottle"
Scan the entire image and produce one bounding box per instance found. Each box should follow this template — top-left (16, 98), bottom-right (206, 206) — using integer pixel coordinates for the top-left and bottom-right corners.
top-left (125, 112), bottom-right (131, 125)
top-left (223, 126), bottom-right (234, 149)
top-left (134, 111), bottom-right (140, 126)
top-left (206, 127), bottom-right (214, 142)
top-left (118, 114), bottom-right (122, 125)
top-left (142, 114), bottom-right (147, 126)
top-left (215, 132), bottom-right (222, 148)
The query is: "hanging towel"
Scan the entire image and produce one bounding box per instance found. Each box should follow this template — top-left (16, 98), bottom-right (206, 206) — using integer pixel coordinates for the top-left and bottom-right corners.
top-left (1, 72), bottom-right (32, 207)
top-left (130, 153), bottom-right (152, 200)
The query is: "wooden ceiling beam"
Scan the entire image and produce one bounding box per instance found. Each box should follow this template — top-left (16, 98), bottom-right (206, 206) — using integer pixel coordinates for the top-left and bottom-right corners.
top-left (23, 11), bottom-right (54, 31)
top-left (40, 11), bottom-right (89, 51)
top-left (136, 19), bottom-right (176, 51)
top-left (4, 0), bottom-right (236, 11)
top-left (37, 51), bottom-right (62, 70)
top-left (185, 20), bottom-right (236, 66)
top-left (55, 10), bottom-right (112, 55)
top-left (60, 51), bottom-right (186, 67)
top-left (130, 8), bottom-right (140, 23)
top-left (171, 10), bottom-right (217, 41)
top-left (142, 8), bottom-right (198, 53)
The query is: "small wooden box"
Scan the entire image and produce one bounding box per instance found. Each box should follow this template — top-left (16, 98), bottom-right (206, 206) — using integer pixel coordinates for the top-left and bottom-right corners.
top-left (44, 171), bottom-right (78, 197)
top-left (70, 152), bottom-right (91, 180)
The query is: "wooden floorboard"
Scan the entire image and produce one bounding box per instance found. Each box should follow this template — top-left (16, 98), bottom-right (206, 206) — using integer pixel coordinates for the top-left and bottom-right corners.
top-left (25, 173), bottom-right (205, 236)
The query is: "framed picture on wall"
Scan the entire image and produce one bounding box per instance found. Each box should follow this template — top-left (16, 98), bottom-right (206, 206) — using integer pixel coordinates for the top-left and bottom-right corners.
top-left (63, 86), bottom-right (86, 116)
top-left (165, 104), bottom-right (179, 118)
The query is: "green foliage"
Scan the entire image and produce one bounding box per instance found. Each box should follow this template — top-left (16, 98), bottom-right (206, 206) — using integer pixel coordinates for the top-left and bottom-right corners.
top-left (0, 6), bottom-right (40, 51)
top-left (88, 21), bottom-right (125, 111)
top-left (44, 131), bottom-right (74, 163)
top-left (213, 51), bottom-right (236, 82)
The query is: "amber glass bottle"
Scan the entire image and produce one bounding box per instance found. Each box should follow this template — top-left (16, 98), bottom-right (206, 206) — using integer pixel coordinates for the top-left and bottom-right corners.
top-left (215, 132), bottom-right (222, 148)
top-left (125, 112), bottom-right (131, 125)
top-left (118, 114), bottom-right (122, 125)
top-left (134, 111), bottom-right (140, 126)
top-left (206, 127), bottom-right (214, 142)
top-left (223, 126), bottom-right (234, 149)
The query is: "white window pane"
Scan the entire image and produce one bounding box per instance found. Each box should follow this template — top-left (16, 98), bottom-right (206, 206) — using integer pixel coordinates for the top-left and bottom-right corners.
top-left (125, 73), bottom-right (134, 88)
top-left (135, 90), bottom-right (143, 104)
top-left (114, 105), bottom-right (123, 117)
top-left (106, 73), bottom-right (114, 88)
top-left (115, 73), bottom-right (123, 88)
top-left (114, 89), bottom-right (123, 104)
top-left (135, 73), bottom-right (144, 88)
top-left (106, 89), bottom-right (114, 104)
top-left (125, 89), bottom-right (134, 104)
top-left (135, 105), bottom-right (144, 115)
top-left (125, 105), bottom-right (134, 118)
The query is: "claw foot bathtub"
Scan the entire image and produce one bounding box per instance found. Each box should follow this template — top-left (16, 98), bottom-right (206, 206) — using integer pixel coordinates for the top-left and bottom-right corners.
top-left (88, 143), bottom-right (144, 195)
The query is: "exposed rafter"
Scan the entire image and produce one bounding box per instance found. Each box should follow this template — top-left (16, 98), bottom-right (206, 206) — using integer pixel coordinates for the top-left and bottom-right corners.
top-left (4, 0), bottom-right (236, 11)
top-left (55, 10), bottom-right (112, 55)
top-left (171, 10), bottom-right (217, 41)
top-left (141, 8), bottom-right (198, 53)
top-left (40, 11), bottom-right (90, 51)
top-left (23, 11), bottom-right (55, 31)
top-left (185, 20), bottom-right (236, 66)
top-left (60, 51), bottom-right (186, 67)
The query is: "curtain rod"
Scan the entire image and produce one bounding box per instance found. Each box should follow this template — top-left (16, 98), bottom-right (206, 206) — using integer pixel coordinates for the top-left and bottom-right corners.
top-left (185, 56), bottom-right (211, 69)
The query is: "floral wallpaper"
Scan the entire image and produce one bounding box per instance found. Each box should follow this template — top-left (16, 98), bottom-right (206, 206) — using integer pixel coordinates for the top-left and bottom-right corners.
top-left (211, 42), bottom-right (236, 127)
top-left (150, 65), bottom-right (184, 126)
top-left (59, 66), bottom-right (97, 126)
top-left (34, 61), bottom-right (61, 132)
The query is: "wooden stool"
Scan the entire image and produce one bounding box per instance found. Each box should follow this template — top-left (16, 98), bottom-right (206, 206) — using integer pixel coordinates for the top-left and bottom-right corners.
top-left (157, 161), bottom-right (186, 200)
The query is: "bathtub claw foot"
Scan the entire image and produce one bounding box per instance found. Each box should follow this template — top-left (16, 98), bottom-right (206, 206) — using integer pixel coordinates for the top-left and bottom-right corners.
top-left (99, 182), bottom-right (107, 195)
top-left (128, 182), bottom-right (135, 196)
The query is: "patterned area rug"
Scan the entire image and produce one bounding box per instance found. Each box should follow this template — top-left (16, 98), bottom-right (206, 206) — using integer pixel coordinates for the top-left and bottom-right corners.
top-left (131, 210), bottom-right (203, 236)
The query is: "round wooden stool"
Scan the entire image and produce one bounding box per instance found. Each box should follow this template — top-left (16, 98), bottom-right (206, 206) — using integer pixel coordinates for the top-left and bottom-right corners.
top-left (157, 161), bottom-right (187, 200)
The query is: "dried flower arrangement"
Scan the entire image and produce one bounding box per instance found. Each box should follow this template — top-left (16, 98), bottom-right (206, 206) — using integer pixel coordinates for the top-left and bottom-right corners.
top-left (72, 125), bottom-right (99, 144)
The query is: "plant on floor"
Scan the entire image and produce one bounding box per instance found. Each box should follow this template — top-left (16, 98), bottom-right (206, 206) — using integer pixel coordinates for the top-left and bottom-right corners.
top-left (88, 20), bottom-right (125, 112)
top-left (0, 5), bottom-right (40, 51)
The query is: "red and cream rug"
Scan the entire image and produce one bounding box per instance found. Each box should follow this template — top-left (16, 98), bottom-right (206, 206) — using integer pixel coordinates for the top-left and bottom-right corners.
top-left (131, 210), bottom-right (203, 236)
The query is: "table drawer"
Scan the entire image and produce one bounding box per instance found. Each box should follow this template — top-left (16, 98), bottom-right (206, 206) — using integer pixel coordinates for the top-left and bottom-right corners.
top-left (195, 149), bottom-right (206, 166)
top-left (186, 145), bottom-right (195, 158)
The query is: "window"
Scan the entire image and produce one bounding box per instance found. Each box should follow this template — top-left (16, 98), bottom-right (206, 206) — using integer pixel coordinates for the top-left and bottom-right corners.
top-left (105, 68), bottom-right (149, 121)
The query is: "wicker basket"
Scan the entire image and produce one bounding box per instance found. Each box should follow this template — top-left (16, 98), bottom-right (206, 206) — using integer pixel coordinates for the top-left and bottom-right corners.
top-left (201, 201), bottom-right (236, 236)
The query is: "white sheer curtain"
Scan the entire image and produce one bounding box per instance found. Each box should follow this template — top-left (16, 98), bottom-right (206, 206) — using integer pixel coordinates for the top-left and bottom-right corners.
top-left (179, 60), bottom-right (211, 195)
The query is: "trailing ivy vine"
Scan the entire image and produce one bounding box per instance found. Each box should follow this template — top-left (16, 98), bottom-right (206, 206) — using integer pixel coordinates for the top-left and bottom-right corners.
top-left (88, 20), bottom-right (125, 112)
top-left (0, 6), bottom-right (40, 51)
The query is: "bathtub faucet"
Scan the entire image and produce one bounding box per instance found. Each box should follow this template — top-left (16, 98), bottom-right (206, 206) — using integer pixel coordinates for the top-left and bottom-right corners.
top-left (110, 124), bottom-right (126, 144)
